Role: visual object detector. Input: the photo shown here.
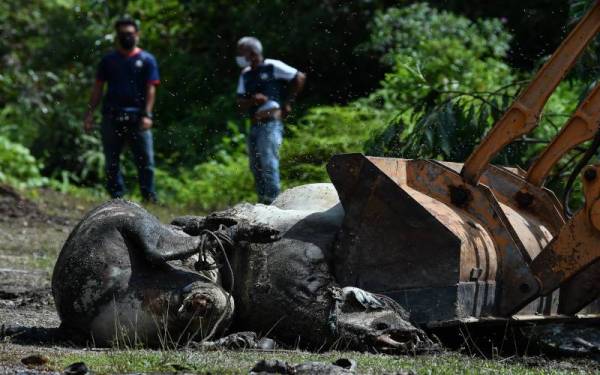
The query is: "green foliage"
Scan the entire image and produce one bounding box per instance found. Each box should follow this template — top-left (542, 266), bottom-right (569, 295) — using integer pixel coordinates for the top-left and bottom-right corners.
top-left (0, 136), bottom-right (47, 189)
top-left (141, 103), bottom-right (390, 210)
top-left (281, 104), bottom-right (390, 186)
top-left (568, 0), bottom-right (600, 86)
top-left (155, 158), bottom-right (255, 211)
top-left (0, 1), bottom-right (111, 186)
top-left (362, 0), bottom-right (590, 207)
top-left (394, 93), bottom-right (514, 162)
top-left (360, 3), bottom-right (517, 163)
top-left (153, 123), bottom-right (256, 210)
top-left (363, 3), bottom-right (511, 68)
top-left (569, 0), bottom-right (597, 24)
top-left (366, 3), bottom-right (513, 112)
top-left (382, 72), bottom-right (588, 170)
top-left (148, 104), bottom-right (391, 209)
top-left (1, 0), bottom-right (591, 209)
top-left (0, 0), bottom-right (392, 196)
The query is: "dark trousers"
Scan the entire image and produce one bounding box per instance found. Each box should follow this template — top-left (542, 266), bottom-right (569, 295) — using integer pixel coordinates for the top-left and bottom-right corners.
top-left (101, 117), bottom-right (156, 200)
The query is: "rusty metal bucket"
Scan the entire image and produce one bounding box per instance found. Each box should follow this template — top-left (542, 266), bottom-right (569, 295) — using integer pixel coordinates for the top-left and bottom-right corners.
top-left (327, 154), bottom-right (600, 325)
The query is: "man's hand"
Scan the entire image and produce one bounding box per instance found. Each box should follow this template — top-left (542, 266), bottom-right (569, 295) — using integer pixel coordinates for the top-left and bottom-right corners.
top-left (83, 113), bottom-right (95, 133)
top-left (252, 93), bottom-right (268, 106)
top-left (140, 116), bottom-right (153, 130)
top-left (282, 102), bottom-right (292, 119)
top-left (83, 81), bottom-right (104, 133)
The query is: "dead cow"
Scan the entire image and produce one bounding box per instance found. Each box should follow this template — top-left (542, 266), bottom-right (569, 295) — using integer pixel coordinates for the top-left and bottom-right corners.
top-left (173, 183), bottom-right (434, 352)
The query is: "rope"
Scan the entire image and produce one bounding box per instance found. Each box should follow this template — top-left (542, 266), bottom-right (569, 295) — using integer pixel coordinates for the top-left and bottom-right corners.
top-left (327, 287), bottom-right (343, 336)
top-left (193, 225), bottom-right (236, 342)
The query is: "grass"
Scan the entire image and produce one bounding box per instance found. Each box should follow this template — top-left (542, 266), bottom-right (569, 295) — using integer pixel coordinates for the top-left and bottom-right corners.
top-left (42, 349), bottom-right (588, 375)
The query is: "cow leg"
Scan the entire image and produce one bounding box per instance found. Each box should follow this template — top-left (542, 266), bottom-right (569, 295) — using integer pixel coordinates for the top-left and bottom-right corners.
top-left (172, 215), bottom-right (280, 244)
top-left (171, 215), bottom-right (208, 235)
top-left (123, 216), bottom-right (203, 265)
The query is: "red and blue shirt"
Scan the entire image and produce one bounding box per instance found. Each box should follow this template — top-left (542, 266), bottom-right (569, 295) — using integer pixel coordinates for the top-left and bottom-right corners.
top-left (96, 48), bottom-right (160, 114)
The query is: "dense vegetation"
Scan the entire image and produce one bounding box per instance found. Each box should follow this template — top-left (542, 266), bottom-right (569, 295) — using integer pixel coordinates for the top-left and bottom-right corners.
top-left (0, 0), bottom-right (597, 209)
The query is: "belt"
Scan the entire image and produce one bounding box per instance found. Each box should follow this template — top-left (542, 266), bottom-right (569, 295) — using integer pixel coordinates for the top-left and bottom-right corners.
top-left (253, 109), bottom-right (282, 123)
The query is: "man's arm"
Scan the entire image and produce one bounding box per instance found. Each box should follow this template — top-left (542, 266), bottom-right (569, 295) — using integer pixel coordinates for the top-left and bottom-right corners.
top-left (145, 84), bottom-right (156, 114)
top-left (286, 72), bottom-right (306, 104)
top-left (83, 81), bottom-right (104, 133)
top-left (141, 83), bottom-right (156, 130)
top-left (235, 72), bottom-right (268, 114)
top-left (141, 54), bottom-right (160, 130)
top-left (282, 71), bottom-right (306, 117)
top-left (236, 94), bottom-right (268, 113)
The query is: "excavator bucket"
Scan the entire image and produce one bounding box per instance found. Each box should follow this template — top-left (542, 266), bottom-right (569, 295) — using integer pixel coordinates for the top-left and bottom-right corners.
top-left (326, 2), bottom-right (600, 325)
top-left (328, 155), bottom-right (546, 323)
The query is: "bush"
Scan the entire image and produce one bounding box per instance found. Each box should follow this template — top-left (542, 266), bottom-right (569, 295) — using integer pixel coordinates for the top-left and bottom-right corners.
top-left (0, 136), bottom-right (47, 189)
top-left (3, 1), bottom-right (589, 211)
top-left (361, 3), bottom-right (518, 162)
top-left (155, 154), bottom-right (255, 211)
top-left (151, 122), bottom-right (256, 210)
top-left (148, 104), bottom-right (390, 209)
top-left (281, 104), bottom-right (390, 186)
top-left (157, 2), bottom-right (592, 208)
top-left (363, 3), bottom-right (511, 68)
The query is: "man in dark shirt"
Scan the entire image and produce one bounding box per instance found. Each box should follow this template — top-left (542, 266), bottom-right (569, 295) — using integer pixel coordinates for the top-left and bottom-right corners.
top-left (236, 36), bottom-right (306, 204)
top-left (83, 18), bottom-right (160, 202)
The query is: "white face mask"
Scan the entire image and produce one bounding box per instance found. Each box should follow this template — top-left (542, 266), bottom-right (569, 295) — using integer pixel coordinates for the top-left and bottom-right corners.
top-left (236, 55), bottom-right (250, 68)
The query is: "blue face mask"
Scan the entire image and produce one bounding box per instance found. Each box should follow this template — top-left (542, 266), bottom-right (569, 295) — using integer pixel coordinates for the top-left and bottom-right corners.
top-left (236, 56), bottom-right (250, 68)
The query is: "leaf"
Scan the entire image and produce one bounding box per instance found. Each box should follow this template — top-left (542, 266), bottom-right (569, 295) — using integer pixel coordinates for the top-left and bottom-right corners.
top-left (437, 104), bottom-right (455, 157)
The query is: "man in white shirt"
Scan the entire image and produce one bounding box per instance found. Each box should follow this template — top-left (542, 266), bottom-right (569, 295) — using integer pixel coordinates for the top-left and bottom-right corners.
top-left (236, 36), bottom-right (306, 204)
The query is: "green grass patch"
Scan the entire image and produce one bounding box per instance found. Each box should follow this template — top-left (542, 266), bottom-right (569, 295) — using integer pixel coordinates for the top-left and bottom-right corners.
top-left (47, 350), bottom-right (588, 375)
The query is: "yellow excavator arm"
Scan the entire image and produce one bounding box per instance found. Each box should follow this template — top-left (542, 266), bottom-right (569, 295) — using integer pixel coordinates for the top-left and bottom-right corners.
top-left (527, 83), bottom-right (600, 186)
top-left (461, 2), bottom-right (600, 185)
top-left (463, 2), bottom-right (600, 313)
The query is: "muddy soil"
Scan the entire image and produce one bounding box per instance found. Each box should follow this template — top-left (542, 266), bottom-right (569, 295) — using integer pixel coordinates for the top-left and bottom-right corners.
top-left (0, 187), bottom-right (83, 373)
top-left (0, 187), bottom-right (68, 329)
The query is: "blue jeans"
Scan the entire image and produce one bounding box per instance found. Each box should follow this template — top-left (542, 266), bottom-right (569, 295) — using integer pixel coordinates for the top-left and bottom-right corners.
top-left (247, 120), bottom-right (283, 204)
top-left (101, 118), bottom-right (156, 200)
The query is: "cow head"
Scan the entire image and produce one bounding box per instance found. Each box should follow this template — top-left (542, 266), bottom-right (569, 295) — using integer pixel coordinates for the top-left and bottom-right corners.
top-left (330, 287), bottom-right (436, 353)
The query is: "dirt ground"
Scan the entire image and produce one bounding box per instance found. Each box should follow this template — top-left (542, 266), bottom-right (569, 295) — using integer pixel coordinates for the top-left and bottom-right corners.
top-left (0, 186), bottom-right (599, 374)
top-left (0, 188), bottom-right (74, 373)
top-left (0, 187), bottom-right (191, 374)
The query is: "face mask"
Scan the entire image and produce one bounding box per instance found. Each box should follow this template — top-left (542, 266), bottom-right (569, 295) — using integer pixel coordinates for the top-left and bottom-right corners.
top-left (117, 32), bottom-right (136, 50)
top-left (236, 56), bottom-right (250, 68)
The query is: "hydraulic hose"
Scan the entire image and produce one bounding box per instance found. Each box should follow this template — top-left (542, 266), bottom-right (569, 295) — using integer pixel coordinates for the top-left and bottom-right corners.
top-left (562, 130), bottom-right (600, 218)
